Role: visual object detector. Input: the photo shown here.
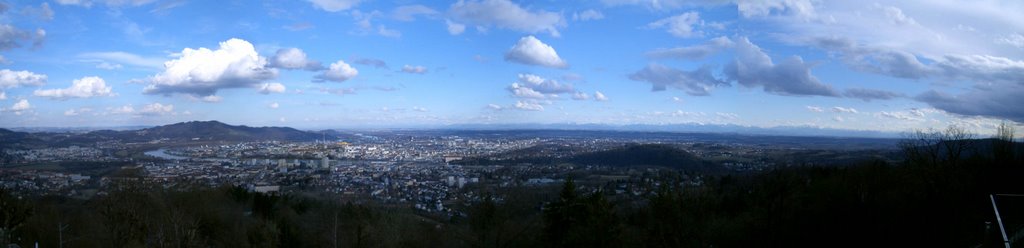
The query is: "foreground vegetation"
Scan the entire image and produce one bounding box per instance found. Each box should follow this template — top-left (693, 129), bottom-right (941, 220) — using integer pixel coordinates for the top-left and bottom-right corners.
top-left (1, 125), bottom-right (1022, 247)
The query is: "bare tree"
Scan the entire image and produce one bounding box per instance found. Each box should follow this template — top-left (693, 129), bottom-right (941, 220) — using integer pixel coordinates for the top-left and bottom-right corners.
top-left (900, 125), bottom-right (976, 166)
top-left (993, 121), bottom-right (1017, 163)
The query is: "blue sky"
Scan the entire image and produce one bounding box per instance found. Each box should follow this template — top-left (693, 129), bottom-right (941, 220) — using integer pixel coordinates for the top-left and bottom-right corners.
top-left (0, 0), bottom-right (1022, 135)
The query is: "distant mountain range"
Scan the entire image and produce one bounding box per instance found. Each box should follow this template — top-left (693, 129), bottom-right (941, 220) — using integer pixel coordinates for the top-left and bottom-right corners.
top-left (0, 120), bottom-right (334, 148)
top-left (442, 123), bottom-right (901, 138)
top-left (0, 120), bottom-right (908, 149)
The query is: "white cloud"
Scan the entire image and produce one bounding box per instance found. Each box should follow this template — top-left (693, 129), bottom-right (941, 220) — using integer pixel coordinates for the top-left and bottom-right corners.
top-left (269, 102), bottom-right (279, 109)
top-left (96, 62), bottom-right (123, 70)
top-left (629, 63), bottom-right (728, 96)
top-left (486, 104), bottom-right (503, 110)
top-left (647, 36), bottom-right (733, 60)
top-left (0, 91), bottom-right (5, 100)
top-left (392, 5), bottom-right (439, 21)
top-left (832, 106), bottom-right (858, 114)
top-left (736, 0), bottom-right (816, 19)
top-left (446, 19), bottom-right (466, 35)
top-left (269, 48), bottom-right (323, 71)
top-left (833, 116), bottom-right (844, 122)
top-left (879, 5), bottom-right (917, 26)
top-left (0, 69), bottom-right (46, 88)
top-left (514, 100), bottom-right (544, 111)
top-left (504, 36), bottom-right (568, 68)
top-left (572, 92), bottom-right (589, 100)
top-left (108, 104), bottom-right (135, 114)
top-left (200, 95), bottom-right (222, 103)
top-left (508, 83), bottom-right (550, 99)
top-left (996, 33), bottom-right (1024, 49)
top-left (516, 74), bottom-right (574, 94)
top-left (646, 12), bottom-right (701, 38)
top-left (876, 111), bottom-right (923, 122)
top-left (806, 106), bottom-right (823, 112)
top-left (307, 0), bottom-right (361, 12)
top-left (64, 108), bottom-right (92, 116)
top-left (412, 106), bottom-right (428, 112)
top-left (594, 91), bottom-right (609, 101)
top-left (716, 112), bottom-right (739, 119)
top-left (401, 65), bottom-right (428, 74)
top-left (724, 37), bottom-right (839, 97)
top-left (316, 60), bottom-right (359, 82)
top-left (10, 99), bottom-right (30, 111)
top-left (54, 0), bottom-right (157, 7)
top-left (34, 76), bottom-right (115, 100)
top-left (79, 51), bottom-right (165, 69)
top-left (573, 9), bottom-right (604, 21)
top-left (138, 102), bottom-right (173, 115)
top-left (377, 25), bottom-right (401, 38)
top-left (448, 0), bottom-right (565, 37)
top-left (257, 83), bottom-right (286, 94)
top-left (144, 38), bottom-right (277, 96)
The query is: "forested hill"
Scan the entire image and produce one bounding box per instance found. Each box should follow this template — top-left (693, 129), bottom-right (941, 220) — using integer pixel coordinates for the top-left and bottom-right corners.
top-left (567, 144), bottom-right (723, 172)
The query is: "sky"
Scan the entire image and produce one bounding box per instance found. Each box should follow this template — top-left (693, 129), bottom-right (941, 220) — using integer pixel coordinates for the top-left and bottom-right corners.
top-left (0, 0), bottom-right (1022, 136)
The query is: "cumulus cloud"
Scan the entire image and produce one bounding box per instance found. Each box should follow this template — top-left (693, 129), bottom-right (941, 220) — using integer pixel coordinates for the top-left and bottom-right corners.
top-left (843, 88), bottom-right (905, 101)
top-left (594, 91), bottom-right (608, 101)
top-left (514, 100), bottom-right (544, 111)
top-left (412, 106), bottom-right (428, 112)
top-left (504, 36), bottom-right (568, 68)
top-left (516, 74), bottom-right (574, 94)
top-left (646, 36), bottom-right (733, 60)
top-left (806, 106), bottom-right (823, 112)
top-left (573, 9), bottom-right (604, 21)
top-left (0, 91), bottom-right (5, 100)
top-left (832, 107), bottom-right (858, 114)
top-left (269, 48), bottom-right (323, 71)
top-left (307, 0), bottom-right (362, 12)
top-left (0, 69), bottom-right (46, 88)
top-left (34, 76), bottom-right (115, 100)
top-left (445, 19), bottom-right (467, 35)
top-left (572, 91), bottom-right (589, 100)
top-left (646, 12), bottom-right (701, 38)
top-left (138, 102), bottom-right (174, 115)
top-left (401, 65), bottom-right (428, 74)
top-left (143, 38), bottom-right (277, 97)
top-left (269, 102), bottom-right (279, 109)
top-left (724, 37), bottom-right (839, 97)
top-left (486, 103), bottom-right (503, 110)
top-left (10, 99), bottom-right (30, 111)
top-left (629, 63), bottom-right (728, 96)
top-left (257, 83), bottom-right (286, 94)
top-left (315, 60), bottom-right (359, 82)
top-left (448, 0), bottom-right (565, 37)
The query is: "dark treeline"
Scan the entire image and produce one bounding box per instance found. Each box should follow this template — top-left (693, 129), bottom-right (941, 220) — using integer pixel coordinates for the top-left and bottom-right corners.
top-left (2, 125), bottom-right (1023, 247)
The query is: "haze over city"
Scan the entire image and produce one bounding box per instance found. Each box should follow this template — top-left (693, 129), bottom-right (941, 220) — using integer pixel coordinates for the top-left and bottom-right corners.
top-left (0, 0), bottom-right (1022, 135)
